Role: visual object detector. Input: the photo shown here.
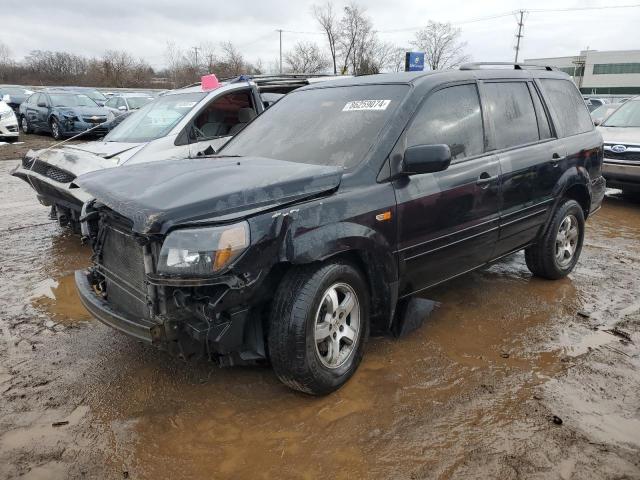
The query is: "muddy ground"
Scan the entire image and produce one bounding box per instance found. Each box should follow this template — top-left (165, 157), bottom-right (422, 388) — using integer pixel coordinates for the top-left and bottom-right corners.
top-left (0, 133), bottom-right (82, 161)
top-left (1, 158), bottom-right (639, 480)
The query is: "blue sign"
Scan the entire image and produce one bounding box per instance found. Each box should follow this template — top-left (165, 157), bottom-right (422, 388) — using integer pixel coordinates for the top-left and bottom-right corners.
top-left (405, 52), bottom-right (425, 72)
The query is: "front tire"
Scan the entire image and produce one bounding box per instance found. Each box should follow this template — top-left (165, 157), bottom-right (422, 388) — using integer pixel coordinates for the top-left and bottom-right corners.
top-left (20, 116), bottom-right (31, 134)
top-left (525, 199), bottom-right (585, 279)
top-left (268, 261), bottom-right (369, 395)
top-left (50, 118), bottom-right (62, 140)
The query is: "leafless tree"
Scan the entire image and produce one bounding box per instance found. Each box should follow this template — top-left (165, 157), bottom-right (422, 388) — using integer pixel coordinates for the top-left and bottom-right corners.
top-left (338, 3), bottom-right (372, 75)
top-left (284, 42), bottom-right (329, 74)
top-left (218, 41), bottom-right (245, 77)
top-left (312, 2), bottom-right (340, 75)
top-left (410, 21), bottom-right (470, 70)
top-left (0, 41), bottom-right (13, 82)
top-left (388, 47), bottom-right (407, 72)
top-left (101, 50), bottom-right (135, 87)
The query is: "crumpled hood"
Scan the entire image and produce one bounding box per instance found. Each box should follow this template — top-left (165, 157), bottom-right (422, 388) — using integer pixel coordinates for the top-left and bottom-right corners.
top-left (64, 140), bottom-right (144, 161)
top-left (76, 156), bottom-right (343, 234)
top-left (597, 126), bottom-right (640, 145)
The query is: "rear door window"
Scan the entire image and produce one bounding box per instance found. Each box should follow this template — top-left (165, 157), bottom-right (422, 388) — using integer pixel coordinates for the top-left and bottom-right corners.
top-left (483, 82), bottom-right (539, 150)
top-left (538, 79), bottom-right (593, 137)
top-left (406, 84), bottom-right (484, 162)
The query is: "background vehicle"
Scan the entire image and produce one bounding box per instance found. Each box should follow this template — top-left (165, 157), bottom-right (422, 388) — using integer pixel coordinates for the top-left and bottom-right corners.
top-left (0, 85), bottom-right (34, 113)
top-left (12, 75), bottom-right (341, 232)
top-left (598, 97), bottom-right (640, 196)
top-left (591, 102), bottom-right (623, 125)
top-left (104, 93), bottom-right (153, 116)
top-left (0, 100), bottom-right (19, 142)
top-left (49, 86), bottom-right (108, 106)
top-left (74, 66), bottom-right (604, 395)
top-left (18, 90), bottom-right (111, 140)
top-left (584, 96), bottom-right (610, 112)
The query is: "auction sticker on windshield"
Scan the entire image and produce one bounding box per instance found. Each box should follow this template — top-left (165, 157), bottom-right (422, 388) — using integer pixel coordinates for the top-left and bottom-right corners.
top-left (342, 100), bottom-right (391, 111)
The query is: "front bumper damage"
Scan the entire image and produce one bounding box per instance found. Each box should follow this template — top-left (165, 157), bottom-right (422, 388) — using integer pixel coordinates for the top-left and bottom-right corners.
top-left (75, 264), bottom-right (266, 365)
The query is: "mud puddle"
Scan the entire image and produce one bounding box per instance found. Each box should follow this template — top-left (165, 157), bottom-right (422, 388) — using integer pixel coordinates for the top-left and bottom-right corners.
top-left (1, 163), bottom-right (639, 479)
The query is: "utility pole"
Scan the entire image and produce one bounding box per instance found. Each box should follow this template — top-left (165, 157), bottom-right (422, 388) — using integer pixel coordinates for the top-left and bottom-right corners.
top-left (275, 29), bottom-right (283, 73)
top-left (192, 46), bottom-right (200, 72)
top-left (514, 10), bottom-right (525, 63)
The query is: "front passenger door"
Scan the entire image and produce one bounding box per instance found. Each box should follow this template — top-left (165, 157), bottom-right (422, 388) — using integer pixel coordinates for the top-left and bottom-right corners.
top-left (394, 83), bottom-right (502, 296)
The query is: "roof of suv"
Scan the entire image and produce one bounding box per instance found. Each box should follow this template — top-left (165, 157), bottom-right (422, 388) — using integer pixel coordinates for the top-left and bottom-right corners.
top-left (296, 67), bottom-right (571, 91)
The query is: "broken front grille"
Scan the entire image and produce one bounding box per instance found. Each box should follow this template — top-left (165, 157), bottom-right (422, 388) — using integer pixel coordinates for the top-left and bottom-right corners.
top-left (22, 157), bottom-right (76, 183)
top-left (100, 224), bottom-right (150, 320)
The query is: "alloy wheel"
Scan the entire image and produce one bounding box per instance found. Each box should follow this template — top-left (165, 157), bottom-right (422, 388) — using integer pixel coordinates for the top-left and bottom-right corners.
top-left (555, 214), bottom-right (579, 267)
top-left (314, 282), bottom-right (361, 369)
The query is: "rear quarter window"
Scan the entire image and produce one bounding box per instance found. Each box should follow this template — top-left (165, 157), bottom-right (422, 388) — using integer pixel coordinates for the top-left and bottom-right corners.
top-left (538, 79), bottom-right (593, 137)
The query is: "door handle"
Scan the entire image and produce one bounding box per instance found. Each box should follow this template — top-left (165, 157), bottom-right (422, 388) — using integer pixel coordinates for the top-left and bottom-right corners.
top-left (476, 172), bottom-right (499, 186)
top-left (551, 153), bottom-right (564, 167)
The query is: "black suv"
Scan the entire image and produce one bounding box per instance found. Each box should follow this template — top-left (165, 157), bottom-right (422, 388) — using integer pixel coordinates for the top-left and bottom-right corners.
top-left (75, 65), bottom-right (605, 395)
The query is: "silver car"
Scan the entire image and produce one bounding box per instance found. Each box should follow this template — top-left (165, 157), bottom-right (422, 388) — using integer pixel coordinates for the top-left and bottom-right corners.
top-left (103, 93), bottom-right (154, 116)
top-left (597, 97), bottom-right (640, 196)
top-left (11, 80), bottom-right (265, 231)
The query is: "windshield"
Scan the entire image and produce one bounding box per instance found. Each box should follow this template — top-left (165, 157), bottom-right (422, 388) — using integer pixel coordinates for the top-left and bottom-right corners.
top-left (221, 85), bottom-right (408, 168)
top-left (104, 91), bottom-right (206, 143)
top-left (592, 104), bottom-right (620, 123)
top-left (49, 94), bottom-right (97, 107)
top-left (602, 100), bottom-right (640, 127)
top-left (84, 90), bottom-right (106, 101)
top-left (127, 96), bottom-right (153, 109)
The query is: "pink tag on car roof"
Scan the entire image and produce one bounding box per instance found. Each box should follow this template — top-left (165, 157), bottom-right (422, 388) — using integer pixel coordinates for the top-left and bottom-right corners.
top-left (201, 74), bottom-right (220, 91)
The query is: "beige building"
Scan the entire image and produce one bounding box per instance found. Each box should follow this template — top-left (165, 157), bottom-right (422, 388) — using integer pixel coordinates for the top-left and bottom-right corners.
top-left (526, 49), bottom-right (640, 95)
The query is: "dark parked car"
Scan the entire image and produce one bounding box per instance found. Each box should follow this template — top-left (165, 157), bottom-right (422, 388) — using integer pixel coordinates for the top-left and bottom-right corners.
top-left (19, 90), bottom-right (112, 139)
top-left (0, 85), bottom-right (34, 112)
top-left (75, 65), bottom-right (605, 395)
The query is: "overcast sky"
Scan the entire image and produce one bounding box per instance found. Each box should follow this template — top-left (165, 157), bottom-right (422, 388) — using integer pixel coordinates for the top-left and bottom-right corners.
top-left (2, 0), bottom-right (639, 70)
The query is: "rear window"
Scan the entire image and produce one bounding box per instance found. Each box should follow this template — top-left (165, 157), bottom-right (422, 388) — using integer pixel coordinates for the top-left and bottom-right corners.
top-left (539, 79), bottom-right (593, 137)
top-left (483, 82), bottom-right (539, 150)
top-left (221, 85), bottom-right (409, 169)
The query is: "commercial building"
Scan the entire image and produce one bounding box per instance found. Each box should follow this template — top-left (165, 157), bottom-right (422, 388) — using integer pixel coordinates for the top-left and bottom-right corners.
top-left (525, 49), bottom-right (640, 96)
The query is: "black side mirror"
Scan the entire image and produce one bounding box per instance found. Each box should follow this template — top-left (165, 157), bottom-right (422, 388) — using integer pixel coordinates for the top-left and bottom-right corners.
top-left (37, 101), bottom-right (47, 108)
top-left (402, 144), bottom-right (452, 175)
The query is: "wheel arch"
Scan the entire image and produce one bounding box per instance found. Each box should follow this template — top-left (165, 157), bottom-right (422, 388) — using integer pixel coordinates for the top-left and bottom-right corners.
top-left (279, 222), bottom-right (399, 334)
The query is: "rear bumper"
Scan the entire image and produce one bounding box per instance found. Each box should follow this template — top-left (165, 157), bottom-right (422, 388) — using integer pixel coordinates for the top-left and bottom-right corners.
top-left (75, 270), bottom-right (159, 343)
top-left (602, 161), bottom-right (640, 188)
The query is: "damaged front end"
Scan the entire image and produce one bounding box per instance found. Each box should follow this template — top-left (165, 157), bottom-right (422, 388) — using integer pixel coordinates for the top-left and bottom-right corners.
top-left (76, 203), bottom-right (269, 365)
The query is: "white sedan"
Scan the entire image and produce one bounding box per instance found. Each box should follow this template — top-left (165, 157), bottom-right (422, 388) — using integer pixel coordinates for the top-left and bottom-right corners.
top-left (0, 100), bottom-right (19, 142)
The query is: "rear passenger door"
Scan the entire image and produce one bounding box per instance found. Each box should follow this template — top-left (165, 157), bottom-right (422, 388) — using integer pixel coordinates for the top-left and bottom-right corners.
top-left (480, 80), bottom-right (562, 256)
top-left (394, 83), bottom-right (502, 296)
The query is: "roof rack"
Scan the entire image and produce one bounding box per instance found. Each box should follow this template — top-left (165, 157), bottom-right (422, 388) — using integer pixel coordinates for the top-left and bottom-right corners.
top-left (459, 62), bottom-right (556, 71)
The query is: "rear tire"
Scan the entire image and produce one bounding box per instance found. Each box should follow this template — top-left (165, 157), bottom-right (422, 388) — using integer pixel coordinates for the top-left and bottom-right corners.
top-left (268, 261), bottom-right (369, 395)
top-left (525, 199), bottom-right (585, 279)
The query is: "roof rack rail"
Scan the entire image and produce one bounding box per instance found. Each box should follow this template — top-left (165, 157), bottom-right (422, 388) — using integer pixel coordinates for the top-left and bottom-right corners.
top-left (459, 62), bottom-right (555, 71)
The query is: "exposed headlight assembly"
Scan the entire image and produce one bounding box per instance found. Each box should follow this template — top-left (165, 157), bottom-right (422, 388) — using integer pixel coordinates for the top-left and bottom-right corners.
top-left (157, 222), bottom-right (250, 275)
